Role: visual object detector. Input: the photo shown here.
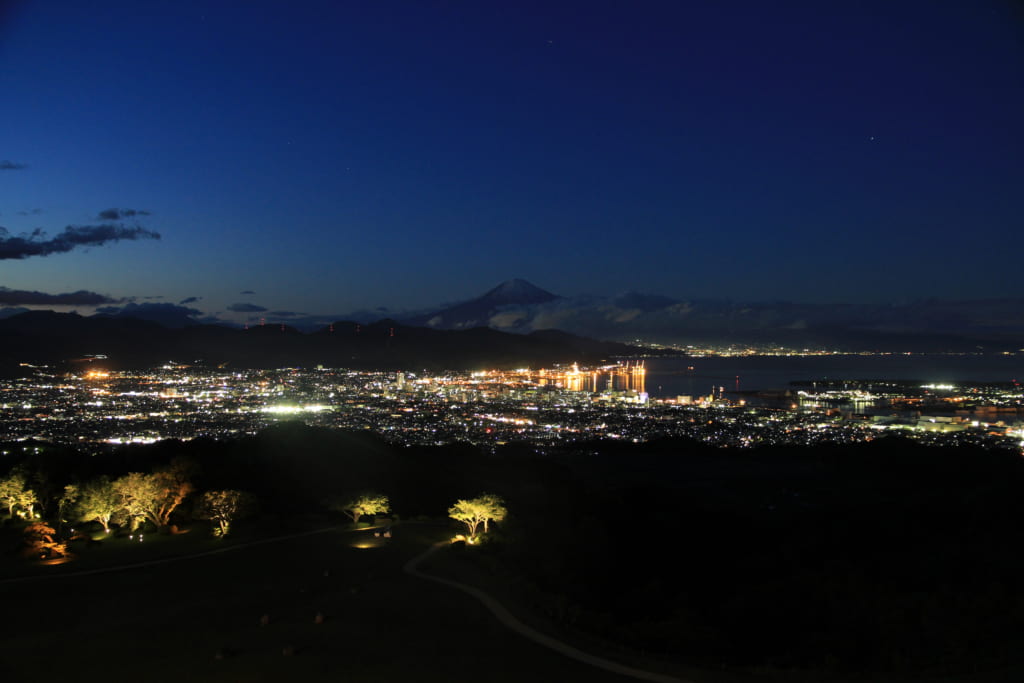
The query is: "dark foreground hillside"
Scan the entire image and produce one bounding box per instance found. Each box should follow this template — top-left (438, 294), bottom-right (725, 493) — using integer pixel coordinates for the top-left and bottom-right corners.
top-left (2, 428), bottom-right (1023, 679)
top-left (486, 439), bottom-right (1024, 677)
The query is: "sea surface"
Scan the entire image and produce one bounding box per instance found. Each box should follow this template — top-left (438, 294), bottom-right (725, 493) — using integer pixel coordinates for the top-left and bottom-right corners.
top-left (643, 354), bottom-right (1024, 398)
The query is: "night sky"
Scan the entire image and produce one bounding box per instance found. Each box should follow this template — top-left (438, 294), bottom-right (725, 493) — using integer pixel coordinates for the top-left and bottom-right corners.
top-left (1, 1), bottom-right (1021, 325)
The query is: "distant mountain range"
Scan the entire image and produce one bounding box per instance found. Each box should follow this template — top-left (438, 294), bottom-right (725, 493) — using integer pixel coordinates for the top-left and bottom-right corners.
top-left (363, 279), bottom-right (1024, 352)
top-left (2, 280), bottom-right (1021, 365)
top-left (0, 311), bottom-right (642, 375)
top-left (404, 278), bottom-right (562, 329)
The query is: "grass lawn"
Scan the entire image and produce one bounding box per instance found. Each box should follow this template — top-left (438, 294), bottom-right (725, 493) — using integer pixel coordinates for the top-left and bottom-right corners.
top-left (0, 521), bottom-right (640, 683)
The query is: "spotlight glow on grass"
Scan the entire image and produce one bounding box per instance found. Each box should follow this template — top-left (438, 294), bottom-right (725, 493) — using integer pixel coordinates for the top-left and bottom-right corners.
top-left (351, 541), bottom-right (381, 549)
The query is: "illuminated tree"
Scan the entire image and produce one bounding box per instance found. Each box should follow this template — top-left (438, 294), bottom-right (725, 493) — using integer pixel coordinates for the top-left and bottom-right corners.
top-left (16, 487), bottom-right (38, 518)
top-left (333, 493), bottom-right (390, 525)
top-left (23, 521), bottom-right (68, 559)
top-left (448, 494), bottom-right (507, 539)
top-left (112, 460), bottom-right (194, 531)
top-left (0, 472), bottom-right (35, 517)
top-left (112, 472), bottom-right (156, 531)
top-left (146, 458), bottom-right (195, 529)
top-left (76, 477), bottom-right (119, 533)
top-left (197, 490), bottom-right (254, 537)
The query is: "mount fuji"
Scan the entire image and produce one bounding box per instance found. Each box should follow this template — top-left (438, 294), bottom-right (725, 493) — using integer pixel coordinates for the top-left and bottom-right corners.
top-left (404, 279), bottom-right (561, 330)
top-left (395, 280), bottom-right (1024, 351)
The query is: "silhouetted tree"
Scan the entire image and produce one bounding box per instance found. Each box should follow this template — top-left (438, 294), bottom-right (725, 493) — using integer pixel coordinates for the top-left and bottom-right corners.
top-left (197, 490), bottom-right (254, 537)
top-left (56, 484), bottom-right (79, 535)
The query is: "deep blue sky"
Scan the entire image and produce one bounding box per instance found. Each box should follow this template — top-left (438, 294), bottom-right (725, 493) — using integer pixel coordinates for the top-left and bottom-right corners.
top-left (1, 0), bottom-right (1021, 324)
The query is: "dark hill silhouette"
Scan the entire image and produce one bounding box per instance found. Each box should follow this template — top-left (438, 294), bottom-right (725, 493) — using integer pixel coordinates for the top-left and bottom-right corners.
top-left (95, 302), bottom-right (200, 328)
top-left (389, 279), bottom-right (1024, 351)
top-left (0, 311), bottom-right (644, 374)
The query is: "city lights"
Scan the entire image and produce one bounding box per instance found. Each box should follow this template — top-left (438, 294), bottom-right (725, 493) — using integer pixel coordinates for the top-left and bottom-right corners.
top-left (0, 364), bottom-right (1020, 452)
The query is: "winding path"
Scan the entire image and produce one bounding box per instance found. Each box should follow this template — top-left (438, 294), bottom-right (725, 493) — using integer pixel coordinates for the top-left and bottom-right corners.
top-left (404, 541), bottom-right (693, 683)
top-left (5, 523), bottom-right (690, 681)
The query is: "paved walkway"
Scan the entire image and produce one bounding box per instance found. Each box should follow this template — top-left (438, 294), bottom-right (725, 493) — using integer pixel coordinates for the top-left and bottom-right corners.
top-left (404, 541), bottom-right (693, 683)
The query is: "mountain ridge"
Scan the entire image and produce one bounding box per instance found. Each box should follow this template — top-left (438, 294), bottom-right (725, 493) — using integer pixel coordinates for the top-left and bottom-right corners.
top-left (404, 278), bottom-right (560, 329)
top-left (5, 279), bottom-right (1024, 355)
top-left (0, 311), bottom-right (644, 376)
top-left (392, 280), bottom-right (1024, 351)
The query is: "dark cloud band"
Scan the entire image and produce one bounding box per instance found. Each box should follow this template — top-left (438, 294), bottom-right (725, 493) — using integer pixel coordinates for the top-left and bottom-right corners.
top-left (0, 224), bottom-right (160, 260)
top-left (228, 302), bottom-right (267, 312)
top-left (97, 208), bottom-right (151, 220)
top-left (96, 302), bottom-right (201, 317)
top-left (0, 287), bottom-right (120, 306)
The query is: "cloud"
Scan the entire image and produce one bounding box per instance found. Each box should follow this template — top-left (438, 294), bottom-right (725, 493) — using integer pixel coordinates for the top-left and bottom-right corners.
top-left (99, 302), bottom-right (202, 315)
top-left (249, 312), bottom-right (339, 332)
top-left (179, 296), bottom-right (201, 305)
top-left (489, 310), bottom-right (528, 328)
top-left (97, 208), bottom-right (151, 220)
top-left (240, 290), bottom-right (255, 295)
top-left (0, 161), bottom-right (27, 170)
top-left (0, 224), bottom-right (160, 260)
top-left (227, 302), bottom-right (267, 312)
top-left (0, 286), bottom-right (121, 306)
top-left (16, 209), bottom-right (42, 216)
top-left (94, 302), bottom-right (203, 328)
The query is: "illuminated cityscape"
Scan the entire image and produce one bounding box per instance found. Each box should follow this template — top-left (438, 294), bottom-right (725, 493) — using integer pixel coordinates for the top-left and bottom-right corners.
top-left (3, 361), bottom-right (1021, 452)
top-left (1, 3), bottom-right (1021, 680)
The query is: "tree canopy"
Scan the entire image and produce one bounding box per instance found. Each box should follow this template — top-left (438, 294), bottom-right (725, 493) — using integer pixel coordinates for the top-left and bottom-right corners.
top-left (197, 489), bottom-right (254, 537)
top-left (75, 477), bottom-right (119, 533)
top-left (448, 493), bottom-right (507, 539)
top-left (333, 492), bottom-right (389, 525)
top-left (0, 472), bottom-right (35, 518)
top-left (112, 460), bottom-right (193, 531)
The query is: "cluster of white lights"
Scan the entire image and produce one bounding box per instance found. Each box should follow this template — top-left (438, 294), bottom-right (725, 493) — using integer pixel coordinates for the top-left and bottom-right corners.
top-left (259, 404), bottom-right (330, 414)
